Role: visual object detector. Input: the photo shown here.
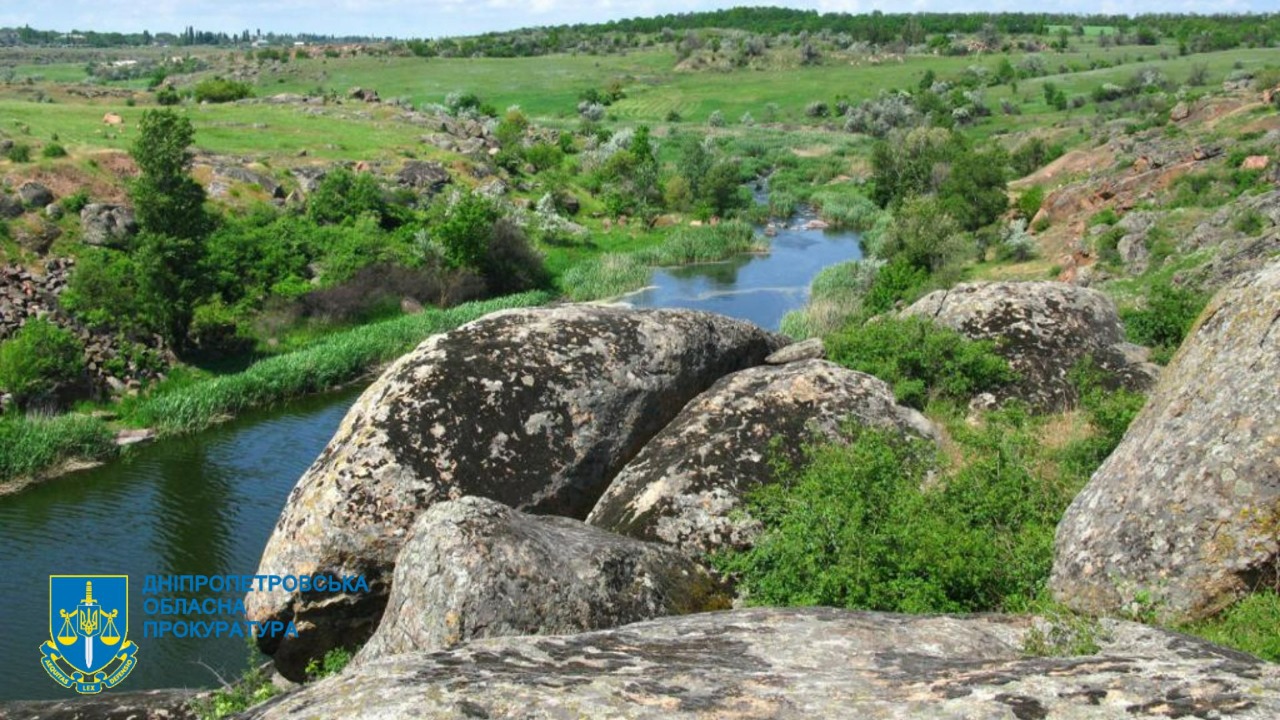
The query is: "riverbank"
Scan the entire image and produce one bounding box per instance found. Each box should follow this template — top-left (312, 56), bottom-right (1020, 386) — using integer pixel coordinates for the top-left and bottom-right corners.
top-left (0, 291), bottom-right (553, 492)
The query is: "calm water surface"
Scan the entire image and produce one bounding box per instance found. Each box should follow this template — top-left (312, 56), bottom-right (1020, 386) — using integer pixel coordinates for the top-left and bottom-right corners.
top-left (0, 213), bottom-right (861, 700)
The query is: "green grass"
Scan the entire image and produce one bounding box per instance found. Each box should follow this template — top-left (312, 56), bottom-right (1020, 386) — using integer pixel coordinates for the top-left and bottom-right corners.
top-left (126, 291), bottom-right (551, 435)
top-left (0, 413), bottom-right (118, 484)
top-left (1181, 591), bottom-right (1280, 662)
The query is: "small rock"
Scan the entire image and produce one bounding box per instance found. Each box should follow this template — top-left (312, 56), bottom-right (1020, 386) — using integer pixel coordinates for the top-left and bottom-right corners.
top-left (765, 337), bottom-right (824, 363)
top-left (18, 182), bottom-right (54, 208)
top-left (115, 428), bottom-right (158, 447)
top-left (44, 203), bottom-right (63, 220)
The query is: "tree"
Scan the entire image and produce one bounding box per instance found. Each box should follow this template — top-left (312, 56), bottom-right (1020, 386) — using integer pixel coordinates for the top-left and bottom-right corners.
top-left (130, 109), bottom-right (209, 240)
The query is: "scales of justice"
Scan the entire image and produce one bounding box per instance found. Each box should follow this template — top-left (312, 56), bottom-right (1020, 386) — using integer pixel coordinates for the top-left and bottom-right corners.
top-left (55, 581), bottom-right (122, 670)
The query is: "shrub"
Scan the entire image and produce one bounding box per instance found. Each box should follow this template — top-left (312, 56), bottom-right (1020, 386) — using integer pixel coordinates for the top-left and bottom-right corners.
top-left (193, 77), bottom-right (253, 103)
top-left (156, 86), bottom-right (181, 106)
top-left (1017, 186), bottom-right (1045, 219)
top-left (305, 646), bottom-right (354, 681)
top-left (707, 110), bottom-right (726, 127)
top-left (306, 168), bottom-right (392, 227)
top-left (1120, 284), bottom-right (1208, 363)
top-left (825, 315), bottom-right (1015, 409)
top-left (4, 143), bottom-right (31, 162)
top-left (61, 190), bottom-right (90, 214)
top-left (0, 319), bottom-right (85, 407)
top-left (715, 406), bottom-right (1071, 615)
top-left (804, 101), bottom-right (830, 118)
top-left (41, 142), bottom-right (67, 159)
top-left (874, 195), bottom-right (966, 273)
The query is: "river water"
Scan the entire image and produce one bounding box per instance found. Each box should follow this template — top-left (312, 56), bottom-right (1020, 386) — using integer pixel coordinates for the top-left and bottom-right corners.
top-left (0, 213), bottom-right (861, 700)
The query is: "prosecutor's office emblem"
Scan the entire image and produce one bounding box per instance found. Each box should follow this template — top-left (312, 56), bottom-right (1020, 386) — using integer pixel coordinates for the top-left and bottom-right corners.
top-left (40, 575), bottom-right (138, 694)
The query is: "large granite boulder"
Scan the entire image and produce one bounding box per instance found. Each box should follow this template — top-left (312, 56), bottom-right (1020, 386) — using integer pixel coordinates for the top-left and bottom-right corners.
top-left (356, 496), bottom-right (729, 664)
top-left (1051, 261), bottom-right (1280, 621)
top-left (901, 281), bottom-right (1158, 411)
top-left (79, 204), bottom-right (137, 248)
top-left (246, 305), bottom-right (785, 678)
top-left (239, 607), bottom-right (1280, 720)
top-left (0, 689), bottom-right (199, 720)
top-left (588, 360), bottom-right (938, 557)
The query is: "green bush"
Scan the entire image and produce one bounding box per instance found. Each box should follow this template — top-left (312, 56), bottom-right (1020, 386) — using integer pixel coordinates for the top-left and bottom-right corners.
top-left (306, 168), bottom-right (393, 227)
top-left (862, 257), bottom-right (930, 315)
top-left (5, 143), bottom-right (32, 162)
top-left (1017, 186), bottom-right (1045, 219)
top-left (61, 189), bottom-right (90, 213)
top-left (873, 195), bottom-right (966, 273)
top-left (193, 77), bottom-right (253, 104)
top-left (0, 319), bottom-right (86, 406)
top-left (1121, 284), bottom-right (1208, 363)
top-left (304, 646), bottom-right (354, 680)
top-left (715, 408), bottom-right (1073, 614)
top-left (825, 315), bottom-right (1015, 409)
top-left (156, 86), bottom-right (181, 106)
top-left (41, 142), bottom-right (67, 159)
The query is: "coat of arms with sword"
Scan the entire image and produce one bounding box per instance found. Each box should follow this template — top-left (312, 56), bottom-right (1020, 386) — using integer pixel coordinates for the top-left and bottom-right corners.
top-left (40, 575), bottom-right (140, 694)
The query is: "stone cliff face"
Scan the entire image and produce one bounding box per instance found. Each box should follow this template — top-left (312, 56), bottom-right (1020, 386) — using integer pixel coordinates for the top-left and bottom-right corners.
top-left (245, 305), bottom-right (785, 679)
top-left (1052, 260), bottom-right (1280, 621)
top-left (240, 607), bottom-right (1280, 720)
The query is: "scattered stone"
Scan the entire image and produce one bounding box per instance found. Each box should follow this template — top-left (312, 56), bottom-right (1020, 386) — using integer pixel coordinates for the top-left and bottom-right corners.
top-left (766, 337), bottom-right (825, 364)
top-left (399, 297), bottom-right (423, 315)
top-left (588, 360), bottom-right (938, 557)
top-left (44, 203), bottom-right (63, 221)
top-left (13, 217), bottom-right (62, 254)
top-left (79, 204), bottom-right (137, 248)
top-left (208, 165), bottom-right (285, 199)
top-left (237, 607), bottom-right (1280, 720)
top-left (356, 496), bottom-right (729, 664)
top-left (0, 193), bottom-right (23, 219)
top-left (1241, 155), bottom-right (1271, 171)
top-left (115, 428), bottom-right (157, 447)
top-left (476, 177), bottom-right (506, 198)
top-left (901, 282), bottom-right (1159, 411)
top-left (246, 305), bottom-right (786, 679)
top-left (1052, 260), bottom-right (1280, 622)
top-left (1169, 101), bottom-right (1190, 121)
top-left (802, 218), bottom-right (829, 230)
top-left (289, 166), bottom-right (328, 194)
top-left (18, 182), bottom-right (54, 208)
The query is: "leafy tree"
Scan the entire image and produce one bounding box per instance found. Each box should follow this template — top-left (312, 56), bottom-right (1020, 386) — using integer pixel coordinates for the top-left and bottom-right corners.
top-left (940, 145), bottom-right (1008, 231)
top-left (875, 194), bottom-right (965, 273)
top-left (130, 109), bottom-right (210, 240)
top-left (306, 168), bottom-right (393, 227)
top-left (428, 190), bottom-right (500, 270)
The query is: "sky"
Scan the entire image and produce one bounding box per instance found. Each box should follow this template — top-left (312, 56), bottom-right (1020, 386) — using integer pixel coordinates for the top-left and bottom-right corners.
top-left (0, 0), bottom-right (1272, 39)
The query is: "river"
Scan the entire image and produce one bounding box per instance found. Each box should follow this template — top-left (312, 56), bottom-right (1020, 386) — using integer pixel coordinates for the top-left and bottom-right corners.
top-left (0, 211), bottom-right (861, 700)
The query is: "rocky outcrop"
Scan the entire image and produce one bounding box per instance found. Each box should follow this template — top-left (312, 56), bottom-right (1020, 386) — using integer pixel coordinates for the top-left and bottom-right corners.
top-left (1051, 261), bottom-right (1280, 622)
top-left (0, 689), bottom-right (199, 720)
top-left (207, 164), bottom-right (285, 199)
top-left (246, 305), bottom-right (785, 679)
top-left (79, 204), bottom-right (137, 248)
top-left (239, 607), bottom-right (1280, 720)
top-left (18, 181), bottom-right (54, 208)
top-left (588, 361), bottom-right (937, 556)
top-left (764, 336), bottom-right (825, 363)
top-left (395, 160), bottom-right (451, 194)
top-left (356, 496), bottom-right (729, 664)
top-left (901, 282), bottom-right (1158, 411)
top-left (0, 192), bottom-right (23, 218)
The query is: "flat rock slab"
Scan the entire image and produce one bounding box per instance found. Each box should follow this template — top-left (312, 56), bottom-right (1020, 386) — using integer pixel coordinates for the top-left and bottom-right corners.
top-left (356, 496), bottom-right (729, 664)
top-left (0, 689), bottom-right (198, 720)
top-left (239, 607), bottom-right (1280, 720)
top-left (1052, 260), bottom-right (1280, 621)
top-left (246, 305), bottom-right (784, 679)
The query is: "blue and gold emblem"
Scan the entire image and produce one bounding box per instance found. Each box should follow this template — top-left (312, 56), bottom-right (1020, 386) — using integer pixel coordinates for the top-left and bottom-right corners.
top-left (40, 575), bottom-right (138, 694)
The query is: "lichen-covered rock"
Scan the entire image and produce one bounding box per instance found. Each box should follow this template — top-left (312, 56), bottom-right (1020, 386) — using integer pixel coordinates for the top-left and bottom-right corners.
top-left (18, 181), bottom-right (54, 208)
top-left (0, 689), bottom-right (199, 719)
top-left (587, 360), bottom-right (937, 556)
top-left (239, 607), bottom-right (1280, 720)
top-left (0, 192), bottom-right (23, 218)
top-left (395, 160), bottom-right (450, 193)
top-left (357, 496), bottom-right (728, 664)
top-left (1051, 261), bottom-right (1280, 621)
top-left (246, 305), bottom-right (784, 679)
top-left (764, 336), bottom-right (825, 364)
top-left (79, 204), bottom-right (137, 248)
top-left (901, 281), bottom-right (1158, 411)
